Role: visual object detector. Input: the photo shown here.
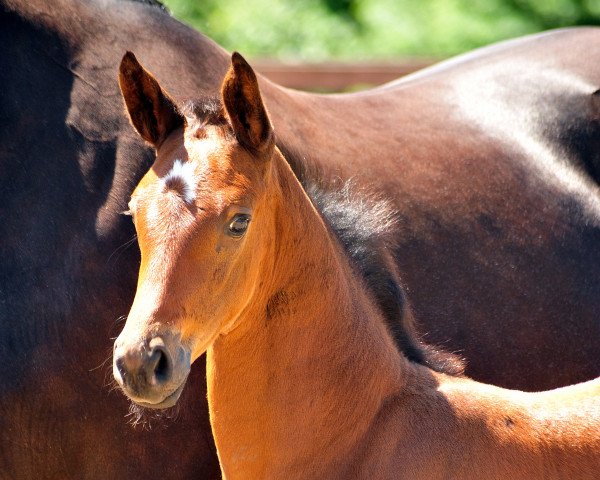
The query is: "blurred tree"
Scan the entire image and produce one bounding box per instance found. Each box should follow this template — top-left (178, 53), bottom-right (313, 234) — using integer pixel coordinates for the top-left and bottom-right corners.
top-left (504, 0), bottom-right (600, 28)
top-left (161, 0), bottom-right (600, 60)
top-left (322, 0), bottom-right (359, 22)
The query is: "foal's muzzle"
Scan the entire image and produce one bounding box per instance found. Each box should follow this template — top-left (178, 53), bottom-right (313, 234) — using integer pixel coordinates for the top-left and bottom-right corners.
top-left (113, 334), bottom-right (191, 409)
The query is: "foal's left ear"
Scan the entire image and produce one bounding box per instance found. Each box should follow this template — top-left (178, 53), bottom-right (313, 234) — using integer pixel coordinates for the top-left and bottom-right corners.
top-left (118, 51), bottom-right (185, 148)
top-left (221, 52), bottom-right (274, 154)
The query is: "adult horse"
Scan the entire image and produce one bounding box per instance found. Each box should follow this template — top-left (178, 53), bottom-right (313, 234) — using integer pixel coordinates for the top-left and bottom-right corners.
top-left (2, 0), bottom-right (600, 477)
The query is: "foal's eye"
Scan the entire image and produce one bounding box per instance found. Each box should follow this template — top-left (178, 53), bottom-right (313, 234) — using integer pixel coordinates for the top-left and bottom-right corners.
top-left (227, 214), bottom-right (251, 237)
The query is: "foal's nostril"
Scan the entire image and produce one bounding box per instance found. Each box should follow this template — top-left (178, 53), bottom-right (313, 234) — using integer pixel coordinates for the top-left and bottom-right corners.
top-left (113, 338), bottom-right (176, 398)
top-left (115, 356), bottom-right (127, 380)
top-left (148, 346), bottom-right (171, 384)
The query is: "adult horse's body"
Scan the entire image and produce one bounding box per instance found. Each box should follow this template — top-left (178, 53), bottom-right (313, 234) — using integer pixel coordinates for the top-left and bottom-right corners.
top-left (2, 0), bottom-right (600, 477)
top-left (114, 52), bottom-right (600, 479)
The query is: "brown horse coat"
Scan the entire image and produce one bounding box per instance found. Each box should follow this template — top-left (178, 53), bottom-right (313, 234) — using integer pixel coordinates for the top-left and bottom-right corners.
top-left (2, 0), bottom-right (600, 477)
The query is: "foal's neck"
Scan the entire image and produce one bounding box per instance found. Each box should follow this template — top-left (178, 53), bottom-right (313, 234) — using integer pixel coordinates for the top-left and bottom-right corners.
top-left (206, 150), bottom-right (405, 479)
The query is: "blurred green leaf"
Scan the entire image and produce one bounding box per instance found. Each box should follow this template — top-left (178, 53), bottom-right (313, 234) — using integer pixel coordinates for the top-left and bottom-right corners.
top-left (162, 0), bottom-right (600, 60)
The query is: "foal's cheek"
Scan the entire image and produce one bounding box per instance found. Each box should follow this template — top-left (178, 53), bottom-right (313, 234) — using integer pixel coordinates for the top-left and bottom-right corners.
top-left (212, 264), bottom-right (227, 283)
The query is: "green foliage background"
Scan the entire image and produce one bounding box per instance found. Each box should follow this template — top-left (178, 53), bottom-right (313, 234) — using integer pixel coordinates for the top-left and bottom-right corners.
top-left (162, 0), bottom-right (600, 60)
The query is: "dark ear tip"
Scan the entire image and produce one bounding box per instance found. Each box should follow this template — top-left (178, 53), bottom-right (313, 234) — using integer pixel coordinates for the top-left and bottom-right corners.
top-left (231, 51), bottom-right (251, 71)
top-left (120, 51), bottom-right (141, 75)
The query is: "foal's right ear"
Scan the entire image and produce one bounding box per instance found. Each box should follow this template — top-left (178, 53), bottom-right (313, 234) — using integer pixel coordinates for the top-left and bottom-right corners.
top-left (118, 52), bottom-right (184, 148)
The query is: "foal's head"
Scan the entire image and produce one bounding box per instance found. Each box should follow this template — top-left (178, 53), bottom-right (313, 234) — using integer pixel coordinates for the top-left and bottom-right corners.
top-left (113, 52), bottom-right (277, 408)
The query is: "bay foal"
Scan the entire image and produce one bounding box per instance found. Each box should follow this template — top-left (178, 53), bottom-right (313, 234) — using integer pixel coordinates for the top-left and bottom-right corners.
top-left (113, 53), bottom-right (600, 479)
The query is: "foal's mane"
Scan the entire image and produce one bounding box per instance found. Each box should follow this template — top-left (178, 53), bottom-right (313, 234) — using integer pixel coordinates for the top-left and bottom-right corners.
top-left (304, 177), bottom-right (464, 376)
top-left (184, 99), bottom-right (464, 376)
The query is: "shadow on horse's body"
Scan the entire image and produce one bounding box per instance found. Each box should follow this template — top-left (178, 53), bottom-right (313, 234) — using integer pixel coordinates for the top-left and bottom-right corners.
top-left (1, 0), bottom-right (600, 477)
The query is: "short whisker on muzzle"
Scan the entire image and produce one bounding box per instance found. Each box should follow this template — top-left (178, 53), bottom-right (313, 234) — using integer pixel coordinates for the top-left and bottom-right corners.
top-left (108, 315), bottom-right (129, 341)
top-left (106, 234), bottom-right (138, 266)
top-left (90, 347), bottom-right (113, 373)
top-left (126, 395), bottom-right (184, 429)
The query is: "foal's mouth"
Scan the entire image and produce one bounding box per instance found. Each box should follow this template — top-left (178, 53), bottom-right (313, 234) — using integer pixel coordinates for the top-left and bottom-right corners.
top-left (130, 375), bottom-right (189, 410)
